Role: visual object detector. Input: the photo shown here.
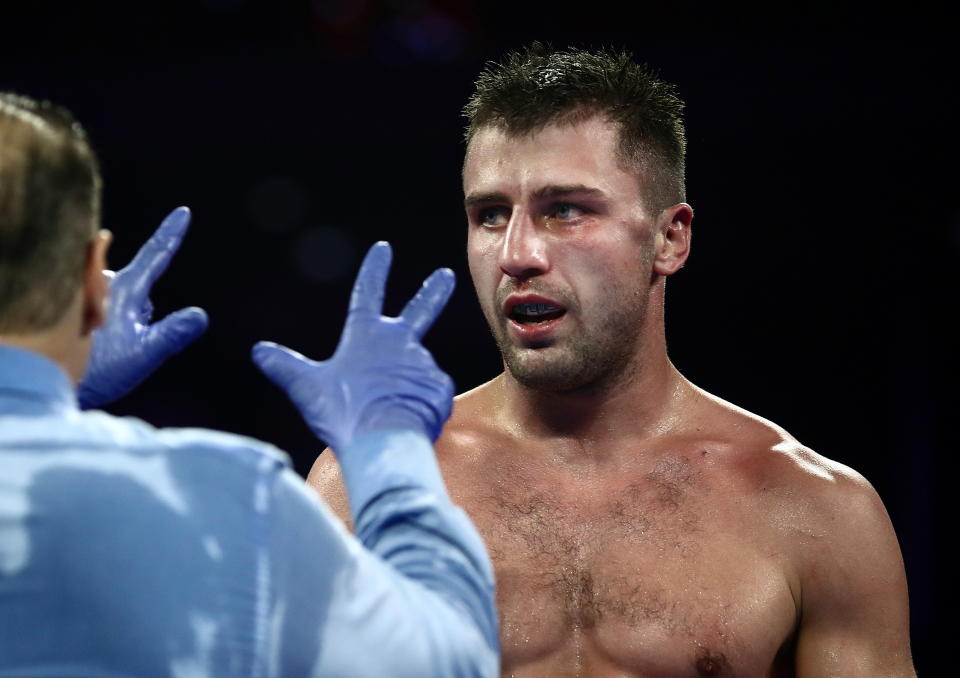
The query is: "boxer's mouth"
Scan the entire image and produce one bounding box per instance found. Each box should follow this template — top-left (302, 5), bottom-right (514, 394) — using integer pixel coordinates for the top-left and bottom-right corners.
top-left (504, 296), bottom-right (567, 326)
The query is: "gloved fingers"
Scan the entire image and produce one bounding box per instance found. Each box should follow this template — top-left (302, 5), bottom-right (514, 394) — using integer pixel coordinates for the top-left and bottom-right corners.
top-left (142, 306), bottom-right (209, 362)
top-left (398, 267), bottom-right (455, 339)
top-left (251, 341), bottom-right (314, 391)
top-left (125, 206), bottom-right (192, 297)
top-left (348, 241), bottom-right (392, 318)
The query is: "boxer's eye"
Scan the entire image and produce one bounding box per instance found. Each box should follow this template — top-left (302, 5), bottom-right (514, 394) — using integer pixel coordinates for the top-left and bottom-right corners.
top-left (551, 203), bottom-right (584, 220)
top-left (477, 206), bottom-right (509, 228)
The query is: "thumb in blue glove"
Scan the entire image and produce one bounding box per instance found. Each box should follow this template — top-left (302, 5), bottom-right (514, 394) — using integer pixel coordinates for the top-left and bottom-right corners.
top-left (77, 207), bottom-right (209, 408)
top-left (252, 241), bottom-right (455, 454)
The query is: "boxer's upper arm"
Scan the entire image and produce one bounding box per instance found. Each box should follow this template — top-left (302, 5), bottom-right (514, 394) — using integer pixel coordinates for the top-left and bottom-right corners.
top-left (306, 450), bottom-right (353, 530)
top-left (794, 470), bottom-right (915, 677)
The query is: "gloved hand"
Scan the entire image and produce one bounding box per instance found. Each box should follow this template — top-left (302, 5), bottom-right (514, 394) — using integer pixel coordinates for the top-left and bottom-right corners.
top-left (77, 207), bottom-right (209, 409)
top-left (252, 241), bottom-right (455, 453)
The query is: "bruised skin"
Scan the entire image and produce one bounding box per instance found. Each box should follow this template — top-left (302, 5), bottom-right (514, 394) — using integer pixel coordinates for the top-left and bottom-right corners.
top-left (308, 375), bottom-right (911, 677)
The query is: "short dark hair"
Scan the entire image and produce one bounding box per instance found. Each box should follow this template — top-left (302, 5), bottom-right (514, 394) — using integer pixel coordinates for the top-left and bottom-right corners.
top-left (463, 42), bottom-right (687, 213)
top-left (0, 92), bottom-right (101, 332)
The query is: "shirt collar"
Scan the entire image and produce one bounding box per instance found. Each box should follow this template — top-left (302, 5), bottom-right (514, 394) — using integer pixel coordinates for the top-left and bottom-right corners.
top-left (0, 344), bottom-right (78, 411)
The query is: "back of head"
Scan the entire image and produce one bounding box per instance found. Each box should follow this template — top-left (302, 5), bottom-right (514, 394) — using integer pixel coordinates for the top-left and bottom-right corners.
top-left (463, 42), bottom-right (687, 214)
top-left (0, 93), bottom-right (101, 334)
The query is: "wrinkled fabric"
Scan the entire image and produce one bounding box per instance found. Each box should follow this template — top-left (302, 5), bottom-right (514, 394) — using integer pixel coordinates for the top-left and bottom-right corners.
top-left (0, 346), bottom-right (498, 677)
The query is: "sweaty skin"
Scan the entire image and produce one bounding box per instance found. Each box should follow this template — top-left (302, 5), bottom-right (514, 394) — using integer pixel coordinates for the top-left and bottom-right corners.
top-left (309, 118), bottom-right (915, 677)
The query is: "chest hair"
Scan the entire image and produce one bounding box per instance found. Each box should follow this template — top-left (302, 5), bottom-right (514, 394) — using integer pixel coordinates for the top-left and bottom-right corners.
top-left (475, 454), bottom-right (716, 633)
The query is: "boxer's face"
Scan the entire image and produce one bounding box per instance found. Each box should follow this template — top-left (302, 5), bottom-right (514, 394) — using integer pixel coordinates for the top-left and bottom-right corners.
top-left (463, 116), bottom-right (661, 392)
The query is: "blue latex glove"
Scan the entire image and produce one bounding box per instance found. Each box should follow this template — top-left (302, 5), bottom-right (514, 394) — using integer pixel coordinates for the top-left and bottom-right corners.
top-left (77, 207), bottom-right (209, 409)
top-left (252, 241), bottom-right (455, 453)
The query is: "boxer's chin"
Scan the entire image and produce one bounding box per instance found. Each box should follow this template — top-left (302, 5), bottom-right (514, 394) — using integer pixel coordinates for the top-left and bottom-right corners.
top-left (497, 333), bottom-right (634, 394)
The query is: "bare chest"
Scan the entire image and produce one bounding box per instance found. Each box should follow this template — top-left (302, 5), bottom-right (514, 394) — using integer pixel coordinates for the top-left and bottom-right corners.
top-left (445, 454), bottom-right (798, 677)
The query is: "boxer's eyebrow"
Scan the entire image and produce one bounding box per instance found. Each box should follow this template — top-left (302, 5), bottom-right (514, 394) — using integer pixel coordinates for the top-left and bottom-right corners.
top-left (533, 184), bottom-right (606, 201)
top-left (464, 192), bottom-right (509, 208)
top-left (465, 185), bottom-right (607, 208)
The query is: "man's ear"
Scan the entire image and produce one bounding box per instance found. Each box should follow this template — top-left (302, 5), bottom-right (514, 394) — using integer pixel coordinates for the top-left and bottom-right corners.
top-left (652, 203), bottom-right (693, 276)
top-left (81, 229), bottom-right (112, 336)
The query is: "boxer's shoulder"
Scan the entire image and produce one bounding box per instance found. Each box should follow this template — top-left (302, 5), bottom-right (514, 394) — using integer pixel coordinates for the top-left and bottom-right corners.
top-left (718, 395), bottom-right (870, 498)
top-left (305, 378), bottom-right (508, 528)
top-left (691, 389), bottom-right (888, 564)
top-left (306, 447), bottom-right (352, 527)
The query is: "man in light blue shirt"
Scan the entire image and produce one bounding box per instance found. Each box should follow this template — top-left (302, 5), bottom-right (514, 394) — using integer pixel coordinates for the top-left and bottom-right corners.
top-left (0, 93), bottom-right (498, 676)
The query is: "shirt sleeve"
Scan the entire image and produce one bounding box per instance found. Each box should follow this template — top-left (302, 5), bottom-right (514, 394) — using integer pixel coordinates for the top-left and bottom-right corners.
top-left (265, 430), bottom-right (499, 678)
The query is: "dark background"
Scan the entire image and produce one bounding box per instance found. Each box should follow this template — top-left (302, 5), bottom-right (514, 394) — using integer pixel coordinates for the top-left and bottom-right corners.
top-left (3, 0), bottom-right (952, 672)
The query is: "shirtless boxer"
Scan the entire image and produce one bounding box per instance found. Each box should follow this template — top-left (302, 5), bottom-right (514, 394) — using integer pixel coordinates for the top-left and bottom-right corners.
top-left (309, 44), bottom-right (915, 677)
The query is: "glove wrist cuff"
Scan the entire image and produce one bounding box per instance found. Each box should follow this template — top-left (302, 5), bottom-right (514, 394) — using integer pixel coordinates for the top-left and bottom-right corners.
top-left (338, 429), bottom-right (447, 522)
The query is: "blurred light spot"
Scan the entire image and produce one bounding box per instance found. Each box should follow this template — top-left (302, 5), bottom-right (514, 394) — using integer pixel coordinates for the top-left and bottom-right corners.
top-left (245, 177), bottom-right (309, 233)
top-left (294, 227), bottom-right (355, 282)
top-left (404, 11), bottom-right (464, 62)
top-left (377, 10), bottom-right (465, 65)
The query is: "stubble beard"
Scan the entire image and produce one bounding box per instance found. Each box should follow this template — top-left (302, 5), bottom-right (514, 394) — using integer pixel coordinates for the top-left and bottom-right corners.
top-left (489, 281), bottom-right (649, 395)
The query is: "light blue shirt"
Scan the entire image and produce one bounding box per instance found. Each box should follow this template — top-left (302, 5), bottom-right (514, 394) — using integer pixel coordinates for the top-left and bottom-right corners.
top-left (0, 346), bottom-right (498, 677)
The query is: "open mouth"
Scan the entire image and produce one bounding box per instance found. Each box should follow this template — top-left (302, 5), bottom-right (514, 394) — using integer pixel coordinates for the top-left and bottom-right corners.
top-left (508, 301), bottom-right (567, 326)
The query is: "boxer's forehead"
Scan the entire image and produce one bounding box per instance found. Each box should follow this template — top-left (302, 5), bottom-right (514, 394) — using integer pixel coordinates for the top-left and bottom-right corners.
top-left (462, 118), bottom-right (637, 205)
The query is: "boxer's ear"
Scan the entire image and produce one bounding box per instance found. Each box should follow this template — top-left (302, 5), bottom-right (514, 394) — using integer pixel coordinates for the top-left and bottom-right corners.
top-left (653, 203), bottom-right (693, 276)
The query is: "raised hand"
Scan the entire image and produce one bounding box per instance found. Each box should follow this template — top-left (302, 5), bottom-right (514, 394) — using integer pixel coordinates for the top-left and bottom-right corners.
top-left (77, 207), bottom-right (209, 408)
top-left (252, 241), bottom-right (455, 453)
